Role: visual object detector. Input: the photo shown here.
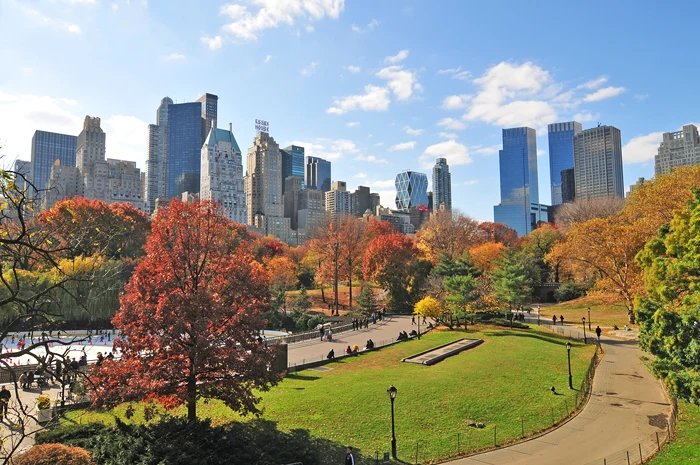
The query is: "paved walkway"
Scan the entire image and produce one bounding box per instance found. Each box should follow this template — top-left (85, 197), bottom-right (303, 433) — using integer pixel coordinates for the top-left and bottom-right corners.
top-left (448, 309), bottom-right (671, 465)
top-left (287, 315), bottom-right (413, 367)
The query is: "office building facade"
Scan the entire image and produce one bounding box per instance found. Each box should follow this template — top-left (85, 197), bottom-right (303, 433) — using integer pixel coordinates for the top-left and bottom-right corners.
top-left (281, 145), bottom-right (305, 194)
top-left (325, 181), bottom-right (356, 223)
top-left (200, 125), bottom-right (246, 225)
top-left (395, 170), bottom-right (429, 211)
top-left (146, 97), bottom-right (172, 213)
top-left (548, 121), bottom-right (582, 205)
top-left (283, 176), bottom-right (325, 243)
top-left (573, 125), bottom-right (624, 200)
top-left (493, 127), bottom-right (543, 236)
top-left (30, 130), bottom-right (77, 197)
top-left (306, 156), bottom-right (331, 193)
top-left (655, 124), bottom-right (700, 176)
top-left (165, 102), bottom-right (203, 199)
top-left (196, 93), bottom-right (218, 142)
top-left (561, 168), bottom-right (575, 203)
top-left (432, 158), bottom-right (452, 211)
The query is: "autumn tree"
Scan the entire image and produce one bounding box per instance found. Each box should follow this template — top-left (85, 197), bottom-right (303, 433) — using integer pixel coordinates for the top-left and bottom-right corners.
top-left (414, 296), bottom-right (444, 320)
top-left (519, 223), bottom-right (563, 282)
top-left (470, 242), bottom-right (506, 273)
top-left (307, 219), bottom-right (342, 313)
top-left (478, 222), bottom-right (518, 247)
top-left (363, 233), bottom-right (417, 313)
top-left (90, 200), bottom-right (281, 422)
top-left (415, 210), bottom-right (482, 262)
top-left (14, 444), bottom-right (93, 465)
top-left (337, 215), bottom-right (366, 308)
top-left (553, 196), bottom-right (625, 233)
top-left (635, 189), bottom-right (700, 402)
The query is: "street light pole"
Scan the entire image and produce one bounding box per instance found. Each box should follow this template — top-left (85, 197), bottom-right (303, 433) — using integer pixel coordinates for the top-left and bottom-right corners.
top-left (587, 307), bottom-right (591, 331)
top-left (566, 342), bottom-right (573, 389)
top-left (581, 317), bottom-right (587, 344)
top-left (417, 314), bottom-right (421, 340)
top-left (387, 385), bottom-right (398, 459)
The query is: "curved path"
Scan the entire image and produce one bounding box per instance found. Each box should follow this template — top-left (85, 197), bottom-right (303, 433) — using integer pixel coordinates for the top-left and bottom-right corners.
top-left (448, 311), bottom-right (671, 465)
top-left (286, 315), bottom-right (413, 367)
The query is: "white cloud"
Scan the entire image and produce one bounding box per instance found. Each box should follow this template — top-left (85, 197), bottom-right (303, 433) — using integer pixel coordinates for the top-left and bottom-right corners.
top-left (622, 132), bottom-right (663, 164)
top-left (437, 66), bottom-right (471, 81)
top-left (374, 142), bottom-right (384, 147)
top-left (385, 49), bottom-right (409, 64)
top-left (438, 132), bottom-right (458, 140)
top-left (15, 4), bottom-right (83, 35)
top-left (471, 145), bottom-right (499, 156)
top-left (66, 24), bottom-right (81, 34)
top-left (301, 61), bottom-right (318, 77)
top-left (583, 86), bottom-right (625, 103)
top-left (572, 111), bottom-right (597, 122)
top-left (159, 53), bottom-right (186, 62)
top-left (345, 65), bottom-right (361, 73)
top-left (462, 61), bottom-right (558, 128)
top-left (212, 0), bottom-right (345, 42)
top-left (111, 3), bottom-right (119, 11)
top-left (201, 35), bottom-right (223, 50)
top-left (376, 66), bottom-right (421, 101)
top-left (421, 140), bottom-right (471, 168)
top-left (403, 126), bottom-right (423, 136)
top-left (63, 0), bottom-right (96, 3)
top-left (464, 179), bottom-right (479, 186)
top-left (103, 115), bottom-right (149, 169)
top-left (346, 121), bottom-right (360, 128)
top-left (306, 24), bottom-right (315, 32)
top-left (578, 76), bottom-right (607, 90)
top-left (368, 179), bottom-right (394, 188)
top-left (355, 154), bottom-right (388, 164)
top-left (327, 85), bottom-right (390, 114)
top-left (437, 117), bottom-right (466, 131)
top-left (291, 138), bottom-right (358, 161)
top-left (353, 172), bottom-right (367, 179)
top-left (441, 94), bottom-right (471, 110)
top-left (389, 141), bottom-right (416, 151)
top-left (351, 18), bottom-right (379, 33)
top-left (264, 55), bottom-right (273, 63)
top-left (634, 94), bottom-right (649, 101)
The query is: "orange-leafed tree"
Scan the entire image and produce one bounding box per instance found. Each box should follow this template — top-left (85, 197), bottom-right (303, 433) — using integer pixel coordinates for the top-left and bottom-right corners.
top-left (478, 222), bottom-right (518, 247)
top-left (337, 216), bottom-right (366, 308)
top-left (363, 233), bottom-right (417, 313)
top-left (90, 200), bottom-right (281, 422)
top-left (14, 443), bottom-right (93, 465)
top-left (470, 242), bottom-right (506, 273)
top-left (415, 210), bottom-right (482, 263)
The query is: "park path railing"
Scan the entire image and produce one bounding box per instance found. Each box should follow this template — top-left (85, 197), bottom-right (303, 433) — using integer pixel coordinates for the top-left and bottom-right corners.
top-left (272, 314), bottom-right (392, 345)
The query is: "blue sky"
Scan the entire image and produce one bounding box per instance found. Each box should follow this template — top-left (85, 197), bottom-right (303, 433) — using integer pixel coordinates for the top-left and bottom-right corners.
top-left (1, 0), bottom-right (698, 221)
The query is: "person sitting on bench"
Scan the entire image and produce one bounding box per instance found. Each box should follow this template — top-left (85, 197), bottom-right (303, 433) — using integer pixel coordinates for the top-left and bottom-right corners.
top-left (327, 349), bottom-right (335, 360)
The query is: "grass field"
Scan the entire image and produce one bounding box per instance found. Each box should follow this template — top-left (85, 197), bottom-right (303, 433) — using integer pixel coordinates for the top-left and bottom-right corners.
top-left (539, 294), bottom-right (633, 329)
top-left (647, 400), bottom-right (700, 464)
top-left (66, 326), bottom-right (596, 463)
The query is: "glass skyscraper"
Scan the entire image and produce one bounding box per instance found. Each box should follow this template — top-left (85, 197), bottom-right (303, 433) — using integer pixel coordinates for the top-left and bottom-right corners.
top-left (30, 130), bottom-right (77, 197)
top-left (281, 145), bottom-right (305, 194)
top-left (395, 170), bottom-right (429, 211)
top-left (548, 121), bottom-right (582, 205)
top-left (165, 102), bottom-right (204, 199)
top-left (305, 156), bottom-right (331, 193)
top-left (432, 157), bottom-right (452, 210)
top-left (573, 125), bottom-right (624, 200)
top-left (493, 127), bottom-right (543, 236)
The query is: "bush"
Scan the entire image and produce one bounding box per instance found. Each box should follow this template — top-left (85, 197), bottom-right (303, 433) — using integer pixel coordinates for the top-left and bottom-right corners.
top-left (36, 395), bottom-right (52, 410)
top-left (554, 282), bottom-right (586, 302)
top-left (36, 423), bottom-right (107, 449)
top-left (306, 315), bottom-right (325, 331)
top-left (14, 443), bottom-right (93, 465)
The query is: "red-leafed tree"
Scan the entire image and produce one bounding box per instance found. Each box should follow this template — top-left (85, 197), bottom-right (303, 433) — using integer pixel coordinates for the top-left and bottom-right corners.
top-left (363, 233), bottom-right (417, 313)
top-left (478, 222), bottom-right (518, 247)
top-left (90, 200), bottom-right (281, 422)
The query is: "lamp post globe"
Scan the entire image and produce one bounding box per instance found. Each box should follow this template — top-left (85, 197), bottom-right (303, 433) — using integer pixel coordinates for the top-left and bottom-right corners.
top-left (566, 342), bottom-right (573, 389)
top-left (387, 386), bottom-right (398, 459)
top-left (587, 307), bottom-right (591, 330)
top-left (581, 317), bottom-right (587, 344)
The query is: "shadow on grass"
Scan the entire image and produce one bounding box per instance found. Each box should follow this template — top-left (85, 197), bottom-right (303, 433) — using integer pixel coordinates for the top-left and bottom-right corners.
top-left (286, 372), bottom-right (321, 381)
top-left (486, 329), bottom-right (587, 347)
top-left (37, 416), bottom-right (363, 465)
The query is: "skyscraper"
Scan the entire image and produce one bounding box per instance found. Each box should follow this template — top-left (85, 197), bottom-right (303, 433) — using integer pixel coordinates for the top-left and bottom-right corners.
top-left (548, 121), bottom-right (582, 205)
top-left (76, 116), bottom-right (108, 203)
top-left (655, 124), bottom-right (700, 175)
top-left (281, 145), bottom-right (305, 194)
top-left (561, 168), bottom-right (575, 203)
top-left (573, 125), bottom-right (624, 200)
top-left (395, 170), bottom-right (429, 211)
top-left (432, 158), bottom-right (452, 211)
top-left (305, 156), bottom-right (331, 193)
top-left (196, 93), bottom-right (218, 142)
top-left (146, 97), bottom-right (172, 213)
top-left (245, 132), bottom-right (294, 244)
top-left (493, 127), bottom-right (543, 236)
top-left (325, 181), bottom-right (355, 222)
top-left (13, 160), bottom-right (31, 194)
top-left (283, 176), bottom-right (325, 243)
top-left (165, 102), bottom-right (203, 199)
top-left (30, 130), bottom-right (77, 196)
top-left (200, 125), bottom-right (246, 225)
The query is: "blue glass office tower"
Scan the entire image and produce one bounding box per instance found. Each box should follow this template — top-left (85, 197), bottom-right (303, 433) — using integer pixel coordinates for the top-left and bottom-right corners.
top-left (30, 130), bottom-right (77, 195)
top-left (395, 170), bottom-right (429, 211)
top-left (305, 156), bottom-right (331, 193)
top-left (493, 127), bottom-right (544, 236)
top-left (165, 102), bottom-right (203, 199)
top-left (548, 121), bottom-right (582, 205)
top-left (281, 145), bottom-right (305, 194)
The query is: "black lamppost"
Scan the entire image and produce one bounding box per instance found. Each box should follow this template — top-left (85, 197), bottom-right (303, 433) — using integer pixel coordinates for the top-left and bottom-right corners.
top-left (581, 317), bottom-right (587, 343)
top-left (333, 242), bottom-right (340, 316)
top-left (417, 314), bottom-right (421, 340)
top-left (566, 342), bottom-right (573, 390)
top-left (587, 307), bottom-right (591, 330)
top-left (387, 385), bottom-right (398, 459)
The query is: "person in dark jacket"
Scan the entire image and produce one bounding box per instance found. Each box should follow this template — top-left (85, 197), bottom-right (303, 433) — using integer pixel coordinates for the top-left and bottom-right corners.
top-left (0, 385), bottom-right (11, 420)
top-left (345, 446), bottom-right (355, 465)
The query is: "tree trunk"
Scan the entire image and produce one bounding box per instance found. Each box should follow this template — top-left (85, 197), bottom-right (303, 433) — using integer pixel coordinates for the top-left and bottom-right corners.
top-left (348, 259), bottom-right (353, 310)
top-left (321, 285), bottom-right (326, 303)
top-left (187, 353), bottom-right (197, 423)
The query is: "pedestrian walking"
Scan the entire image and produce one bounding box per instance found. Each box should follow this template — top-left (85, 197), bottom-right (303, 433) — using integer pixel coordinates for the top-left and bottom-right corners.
top-left (596, 326), bottom-right (602, 341)
top-left (345, 446), bottom-right (355, 465)
top-left (319, 326), bottom-right (325, 341)
top-left (0, 385), bottom-right (10, 420)
top-left (560, 315), bottom-right (564, 325)
top-left (552, 315), bottom-right (557, 325)
top-left (411, 315), bottom-right (415, 325)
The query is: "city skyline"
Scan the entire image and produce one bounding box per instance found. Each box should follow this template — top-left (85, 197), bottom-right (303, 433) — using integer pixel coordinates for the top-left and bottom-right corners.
top-left (1, 0), bottom-right (698, 221)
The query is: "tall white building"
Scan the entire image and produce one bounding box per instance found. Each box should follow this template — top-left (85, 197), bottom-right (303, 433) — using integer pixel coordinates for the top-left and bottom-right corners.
top-left (432, 158), bottom-right (452, 211)
top-left (325, 181), bottom-right (355, 223)
top-left (655, 124), bottom-right (700, 176)
top-left (245, 132), bottom-right (295, 244)
top-left (200, 125), bottom-right (247, 225)
top-left (573, 125), bottom-right (624, 200)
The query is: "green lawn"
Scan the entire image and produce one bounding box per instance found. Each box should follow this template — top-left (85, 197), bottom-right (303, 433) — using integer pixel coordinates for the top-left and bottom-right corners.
top-left (647, 400), bottom-right (700, 464)
top-left (66, 326), bottom-right (595, 463)
top-left (540, 294), bottom-right (633, 330)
